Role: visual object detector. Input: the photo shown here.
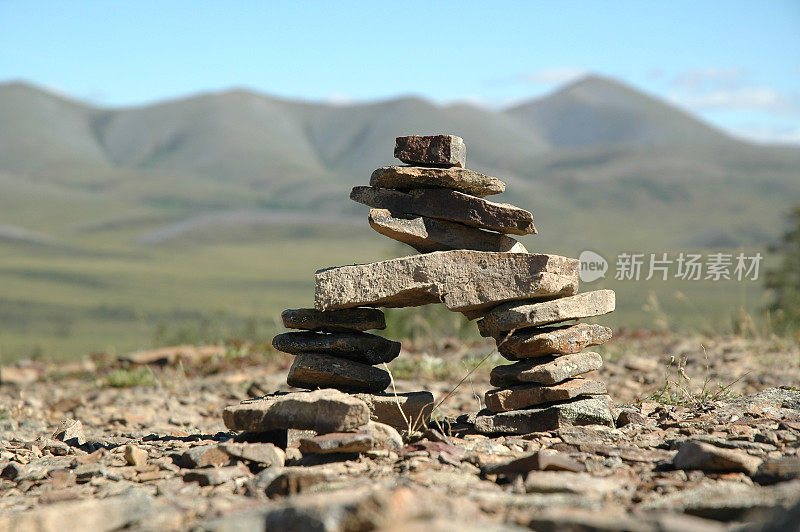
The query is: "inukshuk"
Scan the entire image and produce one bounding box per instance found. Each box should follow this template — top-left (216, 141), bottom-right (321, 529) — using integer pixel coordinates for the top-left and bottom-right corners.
top-left (223, 134), bottom-right (616, 448)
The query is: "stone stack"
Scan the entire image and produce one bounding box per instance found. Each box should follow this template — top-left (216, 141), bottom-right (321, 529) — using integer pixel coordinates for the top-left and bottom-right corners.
top-left (223, 133), bottom-right (617, 442)
top-left (473, 290), bottom-right (617, 434)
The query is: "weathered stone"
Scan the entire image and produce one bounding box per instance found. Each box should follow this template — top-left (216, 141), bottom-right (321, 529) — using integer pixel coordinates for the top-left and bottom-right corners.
top-left (222, 389), bottom-right (371, 433)
top-left (52, 419), bottom-right (86, 446)
top-left (218, 442), bottom-right (285, 467)
top-left (281, 307), bottom-right (385, 333)
top-left (489, 352), bottom-right (603, 387)
top-left (298, 431), bottom-right (373, 454)
top-left (481, 449), bottom-right (586, 475)
top-left (0, 490), bottom-right (153, 532)
top-left (122, 444), bottom-right (147, 466)
top-left (353, 391), bottom-right (435, 431)
top-left (351, 186), bottom-right (536, 235)
top-left (370, 165), bottom-right (504, 197)
top-left (183, 464), bottom-right (251, 486)
top-left (394, 135), bottom-right (466, 167)
top-left (485, 379), bottom-right (607, 412)
top-left (365, 421), bottom-right (404, 450)
top-left (525, 471), bottom-right (623, 496)
top-left (315, 251), bottom-right (578, 314)
top-left (478, 290), bottom-right (616, 336)
top-left (496, 323), bottom-right (612, 360)
top-left (616, 410), bottom-right (649, 427)
top-left (287, 353), bottom-right (390, 393)
top-left (753, 456), bottom-right (800, 484)
top-left (367, 209), bottom-right (526, 254)
top-left (272, 331), bottom-right (400, 365)
top-left (673, 440), bottom-right (763, 475)
top-left (474, 395), bottom-right (614, 434)
top-left (178, 445), bottom-right (231, 468)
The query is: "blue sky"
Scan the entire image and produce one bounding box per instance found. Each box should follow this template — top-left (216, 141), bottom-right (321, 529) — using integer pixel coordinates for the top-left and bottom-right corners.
top-left (2, 1), bottom-right (799, 143)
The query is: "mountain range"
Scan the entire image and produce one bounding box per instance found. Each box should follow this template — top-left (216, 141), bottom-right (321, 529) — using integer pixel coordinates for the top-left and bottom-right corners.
top-left (1, 75), bottom-right (798, 251)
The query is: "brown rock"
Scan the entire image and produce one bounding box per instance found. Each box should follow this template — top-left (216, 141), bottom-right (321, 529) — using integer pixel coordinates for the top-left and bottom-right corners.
top-left (52, 419), bottom-right (86, 446)
top-left (178, 445), bottom-right (231, 468)
top-left (353, 391), bottom-right (435, 431)
top-left (370, 165), bottom-right (504, 197)
top-left (281, 307), bottom-right (385, 333)
top-left (673, 440), bottom-right (763, 475)
top-left (122, 445), bottom-right (147, 466)
top-left (394, 135), bottom-right (466, 167)
top-left (298, 431), bottom-right (373, 454)
top-left (474, 395), bottom-right (614, 434)
top-left (183, 464), bottom-right (251, 486)
top-left (496, 323), bottom-right (612, 359)
top-left (315, 251), bottom-right (578, 314)
top-left (222, 389), bottom-right (371, 433)
top-left (485, 379), bottom-right (607, 412)
top-left (489, 352), bottom-right (603, 386)
top-left (351, 186), bottom-right (536, 235)
top-left (218, 442), bottom-right (285, 467)
top-left (524, 471), bottom-right (623, 496)
top-left (367, 209), bottom-right (526, 254)
top-left (616, 410), bottom-right (648, 427)
top-left (481, 449), bottom-right (586, 475)
top-left (287, 353), bottom-right (391, 393)
top-left (272, 331), bottom-right (400, 365)
top-left (477, 290), bottom-right (616, 336)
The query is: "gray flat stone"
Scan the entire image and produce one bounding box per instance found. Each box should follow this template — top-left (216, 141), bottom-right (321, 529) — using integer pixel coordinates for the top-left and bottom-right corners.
top-left (351, 186), bottom-right (536, 235)
top-left (315, 250), bottom-right (578, 313)
top-left (222, 389), bottom-right (370, 433)
top-left (489, 352), bottom-right (603, 387)
top-left (485, 379), bottom-right (607, 412)
top-left (353, 391), bottom-right (435, 431)
top-left (394, 135), bottom-right (466, 167)
top-left (478, 290), bottom-right (616, 337)
top-left (298, 431), bottom-right (373, 454)
top-left (368, 209), bottom-right (526, 254)
top-left (281, 307), bottom-right (385, 333)
top-left (287, 353), bottom-right (390, 393)
top-left (272, 331), bottom-right (400, 365)
top-left (673, 440), bottom-right (763, 475)
top-left (370, 165), bottom-right (504, 197)
top-left (474, 396), bottom-right (614, 435)
top-left (496, 323), bottom-right (612, 360)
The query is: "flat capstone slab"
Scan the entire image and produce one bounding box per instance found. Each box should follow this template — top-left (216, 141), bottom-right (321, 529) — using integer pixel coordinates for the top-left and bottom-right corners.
top-left (222, 389), bottom-right (370, 434)
top-left (315, 250), bottom-right (578, 314)
top-left (394, 135), bottom-right (466, 168)
top-left (281, 308), bottom-right (385, 333)
top-left (272, 331), bottom-right (400, 365)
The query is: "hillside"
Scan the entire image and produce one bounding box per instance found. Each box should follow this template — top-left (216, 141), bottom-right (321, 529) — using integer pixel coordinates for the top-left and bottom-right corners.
top-left (0, 76), bottom-right (799, 360)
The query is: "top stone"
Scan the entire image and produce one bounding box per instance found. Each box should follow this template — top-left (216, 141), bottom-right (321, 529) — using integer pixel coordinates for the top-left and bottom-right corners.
top-left (394, 135), bottom-right (466, 168)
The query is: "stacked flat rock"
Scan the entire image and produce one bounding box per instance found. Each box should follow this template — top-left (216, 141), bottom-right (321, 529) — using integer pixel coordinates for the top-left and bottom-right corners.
top-left (222, 134), bottom-right (616, 442)
top-left (273, 307), bottom-right (396, 394)
top-left (473, 289), bottom-right (617, 434)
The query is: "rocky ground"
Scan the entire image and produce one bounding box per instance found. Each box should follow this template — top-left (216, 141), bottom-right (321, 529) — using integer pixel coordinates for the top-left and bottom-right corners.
top-left (1, 331), bottom-right (799, 531)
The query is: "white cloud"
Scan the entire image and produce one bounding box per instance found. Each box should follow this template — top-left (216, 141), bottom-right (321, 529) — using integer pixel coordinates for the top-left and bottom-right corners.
top-left (325, 92), bottom-right (354, 106)
top-left (729, 124), bottom-right (800, 145)
top-left (668, 86), bottom-right (785, 111)
top-left (671, 67), bottom-right (746, 90)
top-left (518, 67), bottom-right (588, 85)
